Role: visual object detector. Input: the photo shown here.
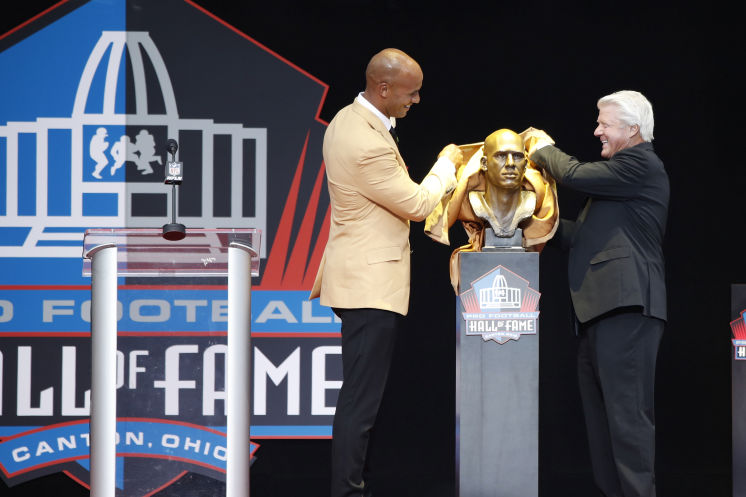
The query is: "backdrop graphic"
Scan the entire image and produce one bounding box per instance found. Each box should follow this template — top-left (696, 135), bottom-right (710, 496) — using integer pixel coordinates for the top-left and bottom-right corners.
top-left (2, 1), bottom-right (743, 497)
top-left (0, 1), bottom-right (337, 495)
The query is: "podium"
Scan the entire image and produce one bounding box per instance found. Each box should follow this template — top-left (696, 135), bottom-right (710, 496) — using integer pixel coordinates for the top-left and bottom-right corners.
top-left (456, 248), bottom-right (539, 497)
top-left (82, 228), bottom-right (261, 497)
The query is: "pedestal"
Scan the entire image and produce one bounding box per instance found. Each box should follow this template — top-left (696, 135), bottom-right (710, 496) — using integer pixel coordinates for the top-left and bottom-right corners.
top-left (457, 250), bottom-right (539, 497)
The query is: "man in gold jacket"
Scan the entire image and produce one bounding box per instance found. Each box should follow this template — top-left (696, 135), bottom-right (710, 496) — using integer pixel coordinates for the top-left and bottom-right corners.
top-left (310, 48), bottom-right (461, 497)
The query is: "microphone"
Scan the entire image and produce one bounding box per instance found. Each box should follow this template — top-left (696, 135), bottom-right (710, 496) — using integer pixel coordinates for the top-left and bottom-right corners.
top-left (164, 138), bottom-right (183, 185)
top-left (166, 138), bottom-right (178, 158)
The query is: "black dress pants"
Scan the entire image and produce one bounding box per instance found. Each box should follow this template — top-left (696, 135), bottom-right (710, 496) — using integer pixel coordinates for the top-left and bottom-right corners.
top-left (577, 308), bottom-right (664, 497)
top-left (331, 308), bottom-right (399, 497)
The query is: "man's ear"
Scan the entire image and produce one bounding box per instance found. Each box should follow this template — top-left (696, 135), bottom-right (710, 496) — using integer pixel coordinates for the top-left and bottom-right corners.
top-left (379, 82), bottom-right (389, 98)
top-left (629, 123), bottom-right (640, 138)
top-left (480, 155), bottom-right (488, 170)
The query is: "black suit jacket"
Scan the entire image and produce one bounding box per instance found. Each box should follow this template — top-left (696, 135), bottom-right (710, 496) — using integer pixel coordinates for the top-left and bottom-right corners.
top-left (531, 142), bottom-right (669, 323)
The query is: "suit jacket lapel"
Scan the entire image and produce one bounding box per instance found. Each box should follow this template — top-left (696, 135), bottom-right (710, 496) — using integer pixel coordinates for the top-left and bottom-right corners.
top-left (350, 101), bottom-right (406, 168)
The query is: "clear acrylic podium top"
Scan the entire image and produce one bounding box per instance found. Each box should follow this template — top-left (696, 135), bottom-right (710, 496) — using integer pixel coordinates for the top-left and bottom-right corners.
top-left (82, 228), bottom-right (261, 277)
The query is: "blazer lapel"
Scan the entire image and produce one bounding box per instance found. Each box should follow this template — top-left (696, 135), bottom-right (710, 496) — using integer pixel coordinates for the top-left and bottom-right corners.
top-left (350, 101), bottom-right (406, 169)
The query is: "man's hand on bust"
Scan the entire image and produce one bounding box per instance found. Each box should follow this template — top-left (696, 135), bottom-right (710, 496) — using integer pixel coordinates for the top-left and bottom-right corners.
top-left (430, 143), bottom-right (461, 193)
top-left (520, 127), bottom-right (555, 158)
top-left (438, 143), bottom-right (463, 166)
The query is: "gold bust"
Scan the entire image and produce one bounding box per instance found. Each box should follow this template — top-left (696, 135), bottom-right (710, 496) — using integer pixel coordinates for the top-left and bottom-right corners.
top-left (425, 127), bottom-right (559, 291)
top-left (469, 129), bottom-right (536, 237)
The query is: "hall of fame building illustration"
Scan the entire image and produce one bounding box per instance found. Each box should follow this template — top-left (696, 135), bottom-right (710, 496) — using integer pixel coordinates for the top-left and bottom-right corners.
top-left (0, 31), bottom-right (267, 258)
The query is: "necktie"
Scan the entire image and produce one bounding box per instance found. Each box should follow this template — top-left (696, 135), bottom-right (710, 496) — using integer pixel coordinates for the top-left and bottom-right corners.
top-left (389, 126), bottom-right (399, 145)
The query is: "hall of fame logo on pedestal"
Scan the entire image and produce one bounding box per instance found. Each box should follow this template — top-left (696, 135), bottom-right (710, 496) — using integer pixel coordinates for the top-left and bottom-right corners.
top-left (459, 265), bottom-right (540, 344)
top-left (730, 310), bottom-right (746, 360)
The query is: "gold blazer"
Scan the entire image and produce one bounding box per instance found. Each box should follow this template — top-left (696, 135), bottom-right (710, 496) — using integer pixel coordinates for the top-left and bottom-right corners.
top-left (309, 100), bottom-right (456, 315)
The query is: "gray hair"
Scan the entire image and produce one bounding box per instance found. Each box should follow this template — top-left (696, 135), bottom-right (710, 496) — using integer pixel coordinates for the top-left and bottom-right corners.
top-left (597, 90), bottom-right (655, 141)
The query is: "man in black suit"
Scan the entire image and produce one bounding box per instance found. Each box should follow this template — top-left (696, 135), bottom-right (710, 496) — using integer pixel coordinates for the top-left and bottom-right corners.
top-left (527, 90), bottom-right (669, 497)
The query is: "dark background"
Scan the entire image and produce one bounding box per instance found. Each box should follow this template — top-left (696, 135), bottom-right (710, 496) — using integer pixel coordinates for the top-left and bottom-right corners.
top-left (2, 1), bottom-right (744, 496)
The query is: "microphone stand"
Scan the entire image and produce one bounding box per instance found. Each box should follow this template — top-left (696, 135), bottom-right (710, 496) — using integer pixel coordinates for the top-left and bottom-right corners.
top-left (162, 139), bottom-right (186, 240)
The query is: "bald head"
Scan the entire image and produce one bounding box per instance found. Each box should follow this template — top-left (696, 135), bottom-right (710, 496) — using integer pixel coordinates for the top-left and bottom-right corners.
top-left (484, 129), bottom-right (523, 155)
top-left (365, 49), bottom-right (419, 88)
top-left (362, 48), bottom-right (423, 119)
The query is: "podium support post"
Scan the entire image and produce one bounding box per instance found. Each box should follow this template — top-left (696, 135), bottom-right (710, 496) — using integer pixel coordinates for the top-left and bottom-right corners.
top-left (227, 243), bottom-right (252, 497)
top-left (89, 245), bottom-right (118, 497)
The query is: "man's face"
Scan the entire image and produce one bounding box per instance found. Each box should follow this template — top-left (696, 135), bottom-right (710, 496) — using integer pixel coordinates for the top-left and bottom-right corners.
top-left (483, 130), bottom-right (527, 190)
top-left (594, 104), bottom-right (634, 158)
top-left (382, 64), bottom-right (422, 118)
